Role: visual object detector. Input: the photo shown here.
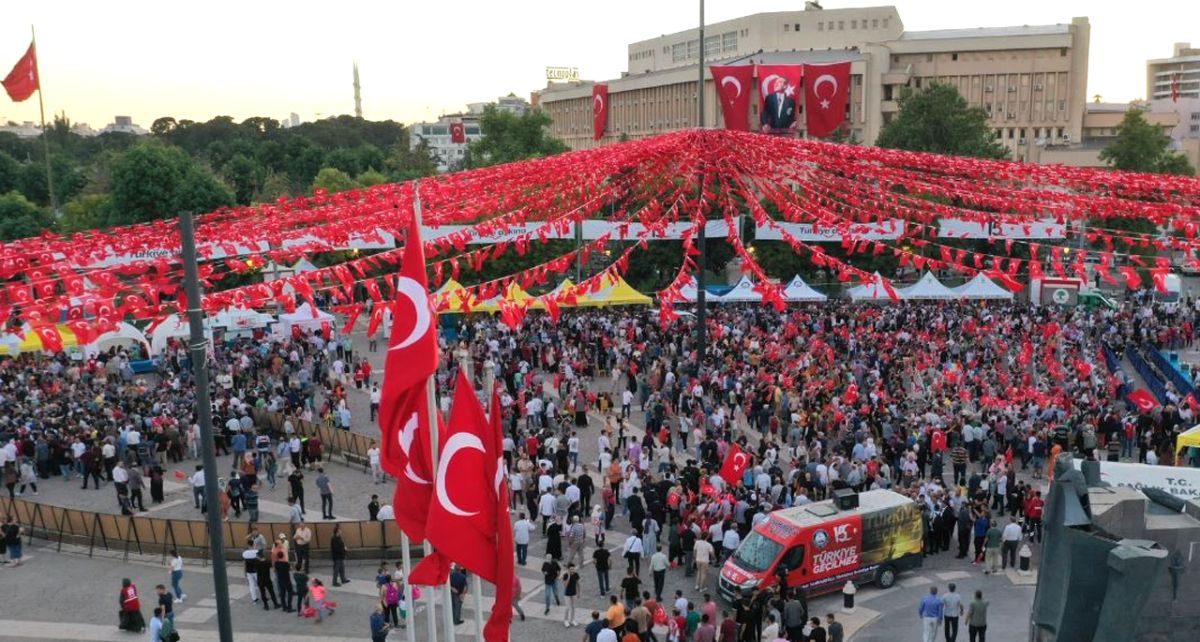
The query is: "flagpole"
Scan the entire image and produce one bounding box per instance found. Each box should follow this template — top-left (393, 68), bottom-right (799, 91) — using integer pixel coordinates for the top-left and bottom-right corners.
top-left (414, 190), bottom-right (457, 642)
top-left (466, 366), bottom-right (496, 641)
top-left (31, 25), bottom-right (57, 214)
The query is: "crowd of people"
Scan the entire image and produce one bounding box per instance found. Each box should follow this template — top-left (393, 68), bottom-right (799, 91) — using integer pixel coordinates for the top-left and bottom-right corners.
top-left (3, 287), bottom-right (1200, 640)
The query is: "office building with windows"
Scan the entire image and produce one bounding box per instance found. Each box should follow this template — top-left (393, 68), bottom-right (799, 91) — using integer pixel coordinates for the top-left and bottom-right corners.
top-left (1147, 43), bottom-right (1200, 101)
top-left (533, 3), bottom-right (1090, 161)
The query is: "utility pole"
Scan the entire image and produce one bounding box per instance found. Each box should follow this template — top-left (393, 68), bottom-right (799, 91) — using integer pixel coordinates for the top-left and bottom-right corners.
top-left (178, 211), bottom-right (234, 642)
top-left (694, 0), bottom-right (708, 376)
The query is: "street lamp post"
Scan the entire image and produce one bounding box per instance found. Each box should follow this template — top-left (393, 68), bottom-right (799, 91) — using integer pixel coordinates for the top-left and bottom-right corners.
top-left (178, 211), bottom-right (234, 642)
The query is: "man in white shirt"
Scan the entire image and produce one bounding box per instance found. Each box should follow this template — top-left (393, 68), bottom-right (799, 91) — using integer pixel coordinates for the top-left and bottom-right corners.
top-left (1001, 516), bottom-right (1023, 569)
top-left (693, 535), bottom-right (715, 590)
top-left (721, 527), bottom-right (741, 563)
top-left (538, 490), bottom-right (557, 535)
top-left (621, 389), bottom-right (634, 419)
top-left (513, 513), bottom-right (535, 566)
top-left (190, 466), bottom-right (206, 512)
top-left (370, 385), bottom-right (381, 422)
top-left (367, 443), bottom-right (382, 483)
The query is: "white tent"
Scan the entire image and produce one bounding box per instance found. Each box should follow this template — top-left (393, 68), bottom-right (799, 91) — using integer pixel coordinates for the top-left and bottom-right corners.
top-left (782, 275), bottom-right (828, 302)
top-left (952, 273), bottom-right (1014, 300)
top-left (149, 314), bottom-right (213, 356)
top-left (85, 322), bottom-right (150, 358)
top-left (211, 307), bottom-right (277, 331)
top-left (717, 276), bottom-right (763, 303)
top-left (896, 272), bottom-right (957, 300)
top-left (846, 272), bottom-right (897, 302)
top-left (277, 303), bottom-right (335, 334)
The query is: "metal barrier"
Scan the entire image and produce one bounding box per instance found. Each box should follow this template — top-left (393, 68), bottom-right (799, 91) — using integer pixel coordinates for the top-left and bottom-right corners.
top-left (0, 495), bottom-right (405, 563)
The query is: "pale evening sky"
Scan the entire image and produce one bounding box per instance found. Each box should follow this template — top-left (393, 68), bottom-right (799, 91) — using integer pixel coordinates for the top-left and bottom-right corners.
top-left (1, 0), bottom-right (1195, 130)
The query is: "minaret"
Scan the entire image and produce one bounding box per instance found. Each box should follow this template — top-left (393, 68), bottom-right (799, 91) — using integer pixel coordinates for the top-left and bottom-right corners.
top-left (353, 62), bottom-right (362, 118)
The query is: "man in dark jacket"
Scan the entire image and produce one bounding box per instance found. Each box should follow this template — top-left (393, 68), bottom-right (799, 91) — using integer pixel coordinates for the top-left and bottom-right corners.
top-left (255, 552), bottom-right (280, 610)
top-left (331, 525), bottom-right (349, 586)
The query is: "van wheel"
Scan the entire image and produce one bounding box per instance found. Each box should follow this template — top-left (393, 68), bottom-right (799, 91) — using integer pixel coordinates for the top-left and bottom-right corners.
top-left (876, 565), bottom-right (897, 589)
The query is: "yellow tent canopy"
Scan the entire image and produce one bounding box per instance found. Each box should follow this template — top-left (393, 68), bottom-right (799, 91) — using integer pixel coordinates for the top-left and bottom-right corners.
top-left (1174, 424), bottom-right (1200, 459)
top-left (0, 324), bottom-right (80, 355)
top-left (575, 274), bottom-right (652, 307)
top-left (432, 279), bottom-right (478, 314)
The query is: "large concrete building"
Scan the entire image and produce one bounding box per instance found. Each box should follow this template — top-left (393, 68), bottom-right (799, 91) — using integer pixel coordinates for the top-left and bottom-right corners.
top-left (534, 3), bottom-right (1090, 161)
top-left (411, 94), bottom-right (531, 172)
top-left (1147, 42), bottom-right (1200, 101)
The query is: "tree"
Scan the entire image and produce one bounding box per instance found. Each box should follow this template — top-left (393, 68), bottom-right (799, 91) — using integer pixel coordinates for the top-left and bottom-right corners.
top-left (466, 105), bottom-right (568, 168)
top-left (0, 191), bottom-right (54, 241)
top-left (311, 167), bottom-right (358, 194)
top-left (875, 84), bottom-right (1009, 159)
top-left (108, 141), bottom-right (234, 225)
top-left (59, 194), bottom-right (112, 233)
top-left (356, 169), bottom-right (388, 187)
top-left (385, 138), bottom-right (438, 180)
top-left (151, 117), bottom-right (178, 136)
top-left (1099, 110), bottom-right (1196, 176)
top-left (223, 153), bottom-right (266, 205)
top-left (0, 151), bottom-right (19, 195)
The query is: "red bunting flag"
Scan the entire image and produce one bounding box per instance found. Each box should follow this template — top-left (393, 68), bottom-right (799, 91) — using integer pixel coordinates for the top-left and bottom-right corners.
top-left (710, 65), bottom-right (754, 131)
top-left (2, 42), bottom-right (38, 102)
top-left (803, 61), bottom-right (851, 138)
top-left (592, 84), bottom-right (608, 141)
top-left (719, 443), bottom-right (752, 486)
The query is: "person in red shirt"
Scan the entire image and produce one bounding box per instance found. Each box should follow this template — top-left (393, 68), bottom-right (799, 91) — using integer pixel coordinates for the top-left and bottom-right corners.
top-left (1025, 490), bottom-right (1045, 543)
top-left (118, 578), bottom-right (146, 632)
top-left (718, 610), bottom-right (738, 642)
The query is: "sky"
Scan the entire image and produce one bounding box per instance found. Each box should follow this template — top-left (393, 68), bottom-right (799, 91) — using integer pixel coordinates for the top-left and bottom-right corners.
top-left (1, 0), bottom-right (1196, 130)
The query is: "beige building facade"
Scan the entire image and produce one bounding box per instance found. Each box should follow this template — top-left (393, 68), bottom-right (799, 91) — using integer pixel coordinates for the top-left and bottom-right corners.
top-left (1147, 43), bottom-right (1200, 101)
top-left (534, 4), bottom-right (1090, 161)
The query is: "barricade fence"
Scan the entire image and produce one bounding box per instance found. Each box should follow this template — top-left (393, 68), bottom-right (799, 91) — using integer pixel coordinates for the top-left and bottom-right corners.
top-left (0, 410), bottom-right (403, 563)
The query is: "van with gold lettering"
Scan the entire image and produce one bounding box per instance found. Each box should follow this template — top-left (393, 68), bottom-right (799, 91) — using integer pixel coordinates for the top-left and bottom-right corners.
top-left (718, 489), bottom-right (923, 601)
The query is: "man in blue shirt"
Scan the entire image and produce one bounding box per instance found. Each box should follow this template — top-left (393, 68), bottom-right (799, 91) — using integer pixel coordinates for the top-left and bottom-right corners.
top-left (918, 586), bottom-right (944, 642)
top-left (370, 605), bottom-right (391, 642)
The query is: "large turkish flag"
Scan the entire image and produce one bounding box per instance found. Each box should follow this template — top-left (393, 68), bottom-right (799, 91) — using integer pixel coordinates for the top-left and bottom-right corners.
top-left (719, 443), bottom-right (753, 486)
top-left (710, 65), bottom-right (753, 131)
top-left (2, 42), bottom-right (38, 102)
top-left (592, 83), bottom-right (608, 141)
top-left (803, 61), bottom-right (851, 138)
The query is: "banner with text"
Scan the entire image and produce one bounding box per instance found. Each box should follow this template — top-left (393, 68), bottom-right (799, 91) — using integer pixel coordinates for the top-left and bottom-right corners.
top-left (754, 219), bottom-right (907, 242)
top-left (937, 218), bottom-right (1066, 239)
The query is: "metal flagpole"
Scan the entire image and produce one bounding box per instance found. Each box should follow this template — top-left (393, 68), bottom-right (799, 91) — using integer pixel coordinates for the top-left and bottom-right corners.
top-left (178, 211), bottom-right (234, 642)
top-left (694, 0), bottom-right (708, 376)
top-left (31, 26), bottom-right (57, 214)
top-left (467, 367), bottom-right (496, 641)
top-left (414, 191), bottom-right (457, 642)
top-left (400, 532), bottom-right (418, 642)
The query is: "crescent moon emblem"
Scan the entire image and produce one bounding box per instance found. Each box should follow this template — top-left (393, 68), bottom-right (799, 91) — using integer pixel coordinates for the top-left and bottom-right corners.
top-left (720, 76), bottom-right (742, 100)
top-left (390, 276), bottom-right (431, 351)
top-left (494, 457), bottom-right (505, 498)
top-left (436, 433), bottom-right (485, 517)
top-left (760, 74), bottom-right (783, 99)
top-left (813, 74), bottom-right (838, 98)
top-left (405, 462), bottom-right (430, 485)
top-left (398, 412), bottom-right (417, 456)
top-left (593, 94), bottom-right (605, 115)
top-left (733, 453), bottom-right (748, 468)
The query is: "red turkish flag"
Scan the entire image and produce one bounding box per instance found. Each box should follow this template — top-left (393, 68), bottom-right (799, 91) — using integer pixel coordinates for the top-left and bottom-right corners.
top-left (413, 370), bottom-right (497, 585)
top-left (710, 65), bottom-right (754, 131)
top-left (1127, 389), bottom-right (1158, 413)
top-left (755, 64), bottom-right (803, 119)
top-left (379, 209), bottom-right (439, 543)
top-left (485, 388), bottom-right (515, 642)
top-left (2, 42), bottom-right (38, 102)
top-left (592, 83), bottom-right (608, 141)
top-left (803, 61), bottom-right (851, 138)
top-left (35, 324), bottom-right (62, 352)
top-left (450, 121), bottom-right (466, 144)
top-left (719, 443), bottom-right (752, 486)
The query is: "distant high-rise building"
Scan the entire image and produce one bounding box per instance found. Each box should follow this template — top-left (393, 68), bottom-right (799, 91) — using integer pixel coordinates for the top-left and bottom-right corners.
top-left (1147, 43), bottom-right (1200, 101)
top-left (353, 62), bottom-right (363, 119)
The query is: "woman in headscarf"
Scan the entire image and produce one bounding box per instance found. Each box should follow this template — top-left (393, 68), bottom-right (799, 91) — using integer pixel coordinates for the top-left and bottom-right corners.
top-left (118, 578), bottom-right (145, 632)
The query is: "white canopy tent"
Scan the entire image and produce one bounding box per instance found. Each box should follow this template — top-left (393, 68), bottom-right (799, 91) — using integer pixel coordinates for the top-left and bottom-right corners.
top-left (846, 272), bottom-right (896, 302)
top-left (149, 314), bottom-right (213, 356)
top-left (211, 307), bottom-right (277, 331)
top-left (717, 276), bottom-right (763, 303)
top-left (277, 303), bottom-right (335, 334)
top-left (896, 272), bottom-right (957, 300)
top-left (782, 275), bottom-right (827, 302)
top-left (952, 273), bottom-right (1015, 300)
top-left (85, 322), bottom-right (150, 358)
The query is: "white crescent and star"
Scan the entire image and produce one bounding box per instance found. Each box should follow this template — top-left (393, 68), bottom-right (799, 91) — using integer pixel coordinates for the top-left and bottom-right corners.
top-left (813, 74), bottom-right (838, 109)
top-left (732, 452), bottom-right (749, 469)
top-left (760, 74), bottom-right (783, 100)
top-left (720, 76), bottom-right (742, 102)
top-left (390, 276), bottom-right (430, 351)
top-left (398, 412), bottom-right (430, 485)
top-left (436, 432), bottom-right (486, 517)
top-left (593, 93), bottom-right (605, 115)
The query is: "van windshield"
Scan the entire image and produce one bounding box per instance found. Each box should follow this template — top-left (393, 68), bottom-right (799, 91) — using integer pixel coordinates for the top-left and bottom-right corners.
top-left (732, 532), bottom-right (783, 573)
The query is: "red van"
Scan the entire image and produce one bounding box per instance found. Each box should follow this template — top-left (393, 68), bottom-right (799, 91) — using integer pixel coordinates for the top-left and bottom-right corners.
top-left (718, 489), bottom-right (923, 601)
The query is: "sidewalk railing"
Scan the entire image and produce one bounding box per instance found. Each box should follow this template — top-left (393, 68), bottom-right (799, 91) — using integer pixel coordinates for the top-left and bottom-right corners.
top-left (0, 495), bottom-right (405, 563)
